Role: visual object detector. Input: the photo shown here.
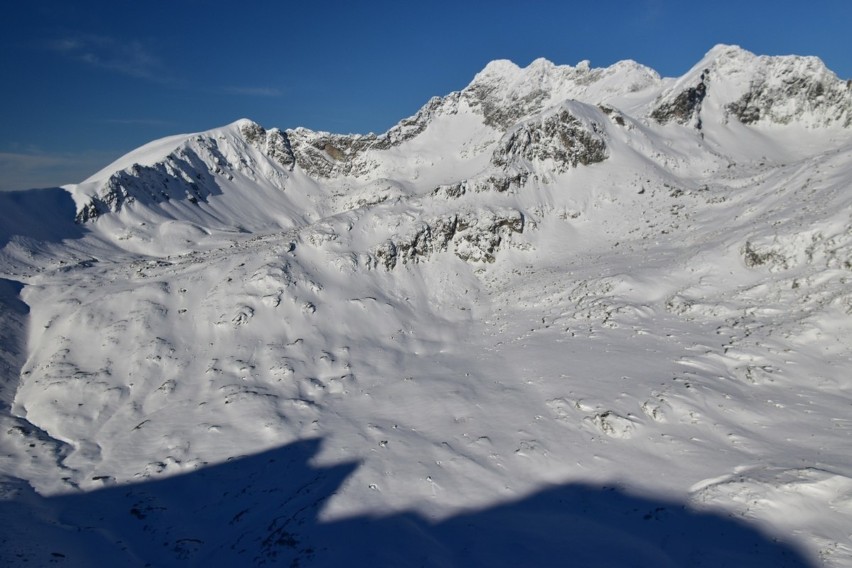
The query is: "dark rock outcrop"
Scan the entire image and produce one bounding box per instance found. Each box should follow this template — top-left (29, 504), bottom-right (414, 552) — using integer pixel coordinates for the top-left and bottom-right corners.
top-left (240, 122), bottom-right (296, 170)
top-left (651, 71), bottom-right (709, 128)
top-left (491, 107), bottom-right (608, 172)
top-left (726, 72), bottom-right (852, 127)
top-left (374, 208), bottom-right (525, 269)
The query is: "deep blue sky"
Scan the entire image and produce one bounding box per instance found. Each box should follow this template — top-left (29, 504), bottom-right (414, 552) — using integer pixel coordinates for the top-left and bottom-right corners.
top-left (1, 0), bottom-right (850, 190)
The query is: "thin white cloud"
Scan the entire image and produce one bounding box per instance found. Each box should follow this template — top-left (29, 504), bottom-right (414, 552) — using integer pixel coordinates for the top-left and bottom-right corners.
top-left (101, 118), bottom-right (174, 127)
top-left (0, 151), bottom-right (117, 191)
top-left (638, 0), bottom-right (665, 24)
top-left (48, 34), bottom-right (165, 81)
top-left (223, 86), bottom-right (283, 97)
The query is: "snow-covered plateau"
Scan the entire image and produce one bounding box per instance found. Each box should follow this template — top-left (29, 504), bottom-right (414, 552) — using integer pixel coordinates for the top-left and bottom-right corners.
top-left (1, 44), bottom-right (851, 566)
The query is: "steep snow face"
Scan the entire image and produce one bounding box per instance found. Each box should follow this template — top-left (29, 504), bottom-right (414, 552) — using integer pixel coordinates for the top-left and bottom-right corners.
top-left (73, 119), bottom-right (297, 221)
top-left (64, 120), bottom-right (337, 255)
top-left (2, 47), bottom-right (852, 567)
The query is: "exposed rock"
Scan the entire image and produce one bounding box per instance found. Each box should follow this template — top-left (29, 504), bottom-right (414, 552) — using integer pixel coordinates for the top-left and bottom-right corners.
top-left (491, 106), bottom-right (608, 172)
top-left (432, 172), bottom-right (529, 199)
top-left (283, 93), bottom-right (462, 178)
top-left (742, 230), bottom-right (852, 273)
top-left (587, 411), bottom-right (636, 438)
top-left (459, 57), bottom-right (659, 131)
top-left (452, 209), bottom-right (525, 263)
top-left (464, 80), bottom-right (549, 130)
top-left (284, 129), bottom-right (374, 178)
top-left (727, 72), bottom-right (852, 127)
top-left (240, 122), bottom-right (296, 170)
top-left (599, 105), bottom-right (627, 127)
top-left (373, 208), bottom-right (525, 269)
top-left (651, 71), bottom-right (709, 127)
top-left (742, 240), bottom-right (791, 270)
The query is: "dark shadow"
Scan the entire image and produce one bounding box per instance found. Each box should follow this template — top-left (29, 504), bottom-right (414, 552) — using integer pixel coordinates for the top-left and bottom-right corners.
top-left (0, 278), bottom-right (28, 410)
top-left (0, 188), bottom-right (85, 248)
top-left (0, 438), bottom-right (814, 567)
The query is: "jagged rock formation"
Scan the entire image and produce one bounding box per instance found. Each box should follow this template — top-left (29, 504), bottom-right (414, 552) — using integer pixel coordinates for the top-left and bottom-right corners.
top-left (726, 62), bottom-right (852, 126)
top-left (491, 104), bottom-right (608, 172)
top-left (240, 122), bottom-right (296, 169)
top-left (461, 57), bottom-right (661, 129)
top-left (276, 94), bottom-right (464, 179)
top-left (651, 70), bottom-right (709, 128)
top-left (373, 207), bottom-right (525, 269)
top-left (432, 172), bottom-right (529, 199)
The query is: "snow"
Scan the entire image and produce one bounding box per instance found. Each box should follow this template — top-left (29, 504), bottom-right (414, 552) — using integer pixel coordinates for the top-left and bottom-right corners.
top-left (1, 46), bottom-right (851, 566)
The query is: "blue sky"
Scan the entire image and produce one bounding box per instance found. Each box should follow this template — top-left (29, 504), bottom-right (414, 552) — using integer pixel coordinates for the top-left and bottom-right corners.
top-left (1, 0), bottom-right (850, 190)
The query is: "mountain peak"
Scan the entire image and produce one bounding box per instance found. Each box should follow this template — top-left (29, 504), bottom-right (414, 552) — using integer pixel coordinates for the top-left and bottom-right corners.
top-left (703, 43), bottom-right (751, 59)
top-left (473, 59), bottom-right (522, 82)
top-left (230, 117), bottom-right (262, 131)
top-left (650, 43), bottom-right (852, 128)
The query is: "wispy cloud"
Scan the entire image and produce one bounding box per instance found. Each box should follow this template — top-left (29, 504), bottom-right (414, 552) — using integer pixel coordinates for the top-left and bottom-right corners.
top-left (223, 86), bottom-right (283, 97)
top-left (638, 0), bottom-right (665, 25)
top-left (47, 34), bottom-right (166, 82)
top-left (0, 151), bottom-right (117, 191)
top-left (101, 118), bottom-right (174, 127)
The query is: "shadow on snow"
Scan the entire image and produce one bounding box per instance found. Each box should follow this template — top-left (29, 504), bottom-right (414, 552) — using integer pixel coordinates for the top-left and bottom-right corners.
top-left (0, 188), bottom-right (85, 249)
top-left (0, 278), bottom-right (28, 410)
top-left (0, 438), bottom-right (813, 567)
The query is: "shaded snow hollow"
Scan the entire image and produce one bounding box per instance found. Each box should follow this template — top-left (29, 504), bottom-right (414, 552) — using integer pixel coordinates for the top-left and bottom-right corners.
top-left (1, 45), bottom-right (851, 566)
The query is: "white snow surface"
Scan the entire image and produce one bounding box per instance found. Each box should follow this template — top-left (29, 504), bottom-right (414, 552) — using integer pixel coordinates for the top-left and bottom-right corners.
top-left (1, 44), bottom-right (851, 566)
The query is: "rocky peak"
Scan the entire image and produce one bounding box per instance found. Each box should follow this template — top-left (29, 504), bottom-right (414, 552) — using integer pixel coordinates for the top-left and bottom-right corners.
top-left (463, 56), bottom-right (660, 130)
top-left (463, 57), bottom-right (589, 129)
top-left (651, 44), bottom-right (852, 128)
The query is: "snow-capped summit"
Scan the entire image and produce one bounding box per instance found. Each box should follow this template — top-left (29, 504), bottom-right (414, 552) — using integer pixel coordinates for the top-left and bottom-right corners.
top-left (463, 55), bottom-right (661, 128)
top-left (66, 45), bottom-right (851, 243)
top-left (66, 119), bottom-right (318, 254)
top-left (652, 44), bottom-right (852, 128)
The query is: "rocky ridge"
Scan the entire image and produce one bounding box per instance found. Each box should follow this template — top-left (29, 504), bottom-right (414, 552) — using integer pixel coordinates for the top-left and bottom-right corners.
top-left (71, 45), bottom-right (852, 230)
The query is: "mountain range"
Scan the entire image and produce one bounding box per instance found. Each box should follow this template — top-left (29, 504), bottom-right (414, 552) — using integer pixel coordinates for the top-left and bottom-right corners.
top-left (1, 44), bottom-right (850, 566)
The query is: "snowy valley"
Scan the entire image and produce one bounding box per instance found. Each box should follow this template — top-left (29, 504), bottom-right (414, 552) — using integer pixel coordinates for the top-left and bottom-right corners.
top-left (1, 44), bottom-right (851, 566)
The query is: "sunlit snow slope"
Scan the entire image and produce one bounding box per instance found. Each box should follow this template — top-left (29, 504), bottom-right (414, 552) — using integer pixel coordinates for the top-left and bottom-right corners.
top-left (1, 44), bottom-right (851, 567)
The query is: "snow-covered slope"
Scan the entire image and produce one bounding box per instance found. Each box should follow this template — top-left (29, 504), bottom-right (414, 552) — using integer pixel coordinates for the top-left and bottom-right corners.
top-left (1, 45), bottom-right (851, 567)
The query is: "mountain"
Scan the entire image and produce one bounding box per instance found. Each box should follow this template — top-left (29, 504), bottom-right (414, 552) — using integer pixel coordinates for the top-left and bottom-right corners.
top-left (1, 44), bottom-right (851, 566)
